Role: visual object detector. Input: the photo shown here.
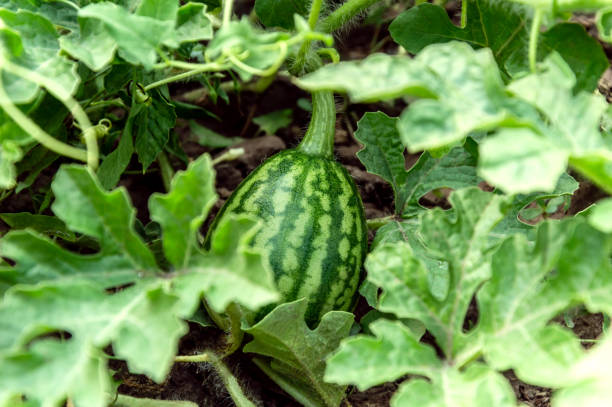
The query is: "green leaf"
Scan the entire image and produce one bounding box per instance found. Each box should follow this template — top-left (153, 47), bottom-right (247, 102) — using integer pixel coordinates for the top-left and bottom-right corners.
top-left (97, 123), bottom-right (134, 190)
top-left (492, 172), bottom-right (579, 239)
top-left (0, 340), bottom-right (110, 407)
top-left (78, 2), bottom-right (175, 69)
top-left (133, 91), bottom-right (177, 171)
top-left (366, 188), bottom-right (509, 358)
top-left (354, 112), bottom-right (407, 201)
top-left (553, 334), bottom-right (612, 407)
top-left (355, 111), bottom-right (480, 217)
top-left (149, 154), bottom-right (217, 268)
top-left (0, 280), bottom-right (187, 382)
top-left (389, 1), bottom-right (529, 76)
top-left (479, 127), bottom-right (569, 193)
top-left (480, 53), bottom-right (612, 194)
top-left (60, 17), bottom-right (117, 71)
top-left (206, 18), bottom-right (292, 80)
top-left (389, 3), bottom-right (608, 91)
top-left (597, 6), bottom-right (612, 42)
top-left (50, 165), bottom-right (158, 270)
top-left (325, 319), bottom-right (440, 390)
top-left (189, 120), bottom-right (243, 148)
top-left (391, 364), bottom-right (516, 407)
top-left (170, 215), bottom-right (279, 316)
top-left (0, 230), bottom-right (138, 287)
top-left (540, 23), bottom-right (609, 93)
top-left (175, 2), bottom-right (213, 43)
top-left (136, 0), bottom-right (178, 21)
top-left (244, 299), bottom-right (353, 407)
top-left (254, 0), bottom-right (307, 29)
top-left (0, 212), bottom-right (75, 241)
top-left (0, 141), bottom-right (23, 189)
top-left (325, 320), bottom-right (515, 407)
top-left (0, 9), bottom-right (79, 103)
top-left (588, 198), bottom-right (612, 233)
top-left (253, 109), bottom-right (293, 135)
top-left (298, 42), bottom-right (534, 151)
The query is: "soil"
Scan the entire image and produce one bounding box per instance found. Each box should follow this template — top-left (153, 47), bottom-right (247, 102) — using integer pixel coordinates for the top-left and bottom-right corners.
top-left (0, 2), bottom-right (609, 407)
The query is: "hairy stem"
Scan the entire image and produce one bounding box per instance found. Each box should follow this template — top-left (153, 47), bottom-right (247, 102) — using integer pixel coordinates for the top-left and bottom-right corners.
top-left (461, 0), bottom-right (468, 28)
top-left (529, 7), bottom-right (543, 73)
top-left (157, 151), bottom-right (174, 193)
top-left (210, 354), bottom-right (256, 407)
top-left (318, 0), bottom-right (381, 33)
top-left (146, 63), bottom-right (228, 91)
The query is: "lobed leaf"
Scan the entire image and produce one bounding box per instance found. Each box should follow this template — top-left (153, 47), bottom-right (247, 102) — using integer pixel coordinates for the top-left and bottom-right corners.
top-left (244, 299), bottom-right (353, 407)
top-left (149, 154), bottom-right (217, 268)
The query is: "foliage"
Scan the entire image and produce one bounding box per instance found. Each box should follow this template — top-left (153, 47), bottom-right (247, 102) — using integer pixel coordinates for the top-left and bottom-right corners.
top-left (1, 0), bottom-right (612, 406)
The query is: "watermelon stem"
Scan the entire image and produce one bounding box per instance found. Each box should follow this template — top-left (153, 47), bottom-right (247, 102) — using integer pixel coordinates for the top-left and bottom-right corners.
top-left (297, 91), bottom-right (336, 159)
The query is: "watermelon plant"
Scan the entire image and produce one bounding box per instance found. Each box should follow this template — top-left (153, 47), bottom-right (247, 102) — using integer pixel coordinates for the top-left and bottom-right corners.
top-left (0, 0), bottom-right (611, 406)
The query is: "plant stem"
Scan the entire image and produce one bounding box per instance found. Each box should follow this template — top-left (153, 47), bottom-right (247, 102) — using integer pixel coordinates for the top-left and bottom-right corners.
top-left (366, 215), bottom-right (394, 230)
top-left (292, 0), bottom-right (325, 75)
top-left (175, 353), bottom-right (211, 363)
top-left (0, 80), bottom-right (88, 163)
top-left (224, 303), bottom-right (244, 356)
top-left (297, 91), bottom-right (336, 159)
top-left (223, 0), bottom-right (234, 26)
top-left (319, 0), bottom-right (382, 33)
top-left (461, 0), bottom-right (468, 28)
top-left (146, 63), bottom-right (228, 91)
top-left (157, 152), bottom-right (174, 193)
top-left (210, 353), bottom-right (256, 407)
top-left (1, 60), bottom-right (99, 169)
top-left (529, 7), bottom-right (543, 73)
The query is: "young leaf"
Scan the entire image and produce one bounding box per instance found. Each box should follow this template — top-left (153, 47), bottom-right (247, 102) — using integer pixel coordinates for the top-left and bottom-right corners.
top-left (170, 215), bottom-right (279, 316)
top-left (244, 299), bottom-right (353, 407)
top-left (50, 165), bottom-right (157, 270)
top-left (366, 188), bottom-right (509, 358)
top-left (175, 3), bottom-right (213, 43)
top-left (588, 197), bottom-right (612, 233)
top-left (253, 109), bottom-right (293, 135)
top-left (60, 18), bottom-right (117, 71)
top-left (133, 91), bottom-right (177, 171)
top-left (149, 154), bottom-right (217, 268)
top-left (189, 120), bottom-right (243, 148)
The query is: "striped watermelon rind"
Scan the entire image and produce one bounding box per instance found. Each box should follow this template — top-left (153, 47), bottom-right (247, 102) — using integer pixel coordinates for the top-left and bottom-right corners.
top-left (205, 149), bottom-right (367, 325)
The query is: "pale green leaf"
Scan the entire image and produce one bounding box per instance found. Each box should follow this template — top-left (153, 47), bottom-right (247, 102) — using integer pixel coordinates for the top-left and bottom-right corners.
top-left (479, 128), bottom-right (569, 194)
top-left (189, 120), bottom-right (243, 148)
top-left (0, 340), bottom-right (110, 407)
top-left (171, 215), bottom-right (279, 316)
top-left (391, 364), bottom-right (516, 407)
top-left (0, 280), bottom-right (187, 382)
top-left (0, 230), bottom-right (137, 287)
top-left (325, 319), bottom-right (441, 390)
top-left (149, 154), bottom-right (217, 268)
top-left (175, 3), bottom-right (213, 43)
top-left (367, 188), bottom-right (508, 357)
top-left (0, 9), bottom-right (79, 103)
top-left (50, 165), bottom-right (157, 270)
top-left (588, 198), bottom-right (612, 233)
top-left (476, 219), bottom-right (612, 387)
top-left (244, 299), bottom-right (353, 407)
top-left (78, 3), bottom-right (175, 69)
top-left (60, 18), bottom-right (117, 71)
